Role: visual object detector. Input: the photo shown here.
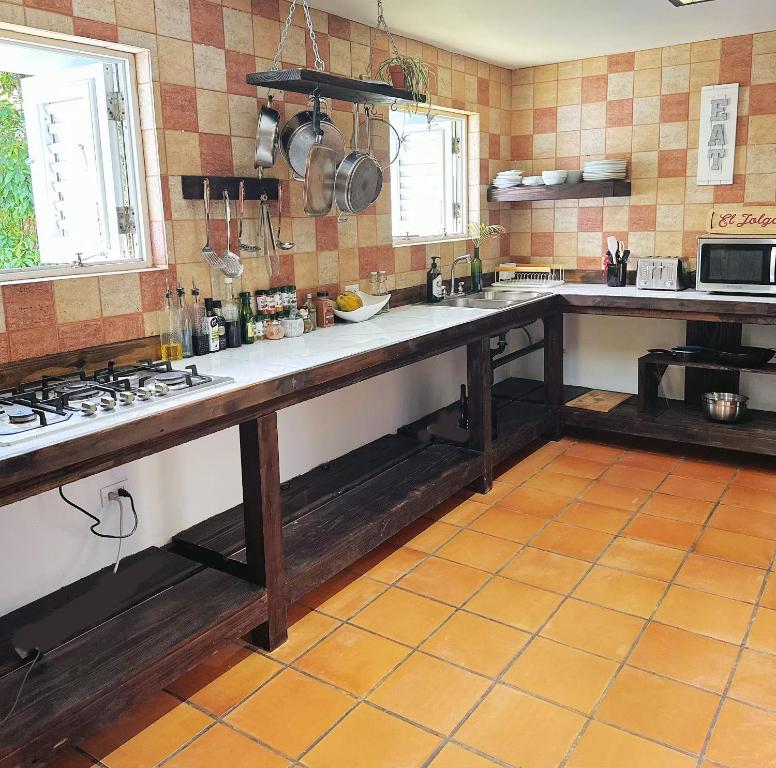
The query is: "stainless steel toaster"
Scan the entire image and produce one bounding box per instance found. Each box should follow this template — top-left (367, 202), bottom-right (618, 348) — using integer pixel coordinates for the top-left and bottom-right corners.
top-left (636, 258), bottom-right (684, 291)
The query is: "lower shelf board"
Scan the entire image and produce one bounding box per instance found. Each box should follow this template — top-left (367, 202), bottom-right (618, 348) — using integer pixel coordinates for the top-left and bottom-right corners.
top-left (173, 438), bottom-right (485, 603)
top-left (493, 399), bottom-right (556, 465)
top-left (0, 554), bottom-right (266, 768)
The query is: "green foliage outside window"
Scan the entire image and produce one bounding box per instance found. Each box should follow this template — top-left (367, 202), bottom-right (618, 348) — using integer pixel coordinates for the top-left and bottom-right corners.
top-left (0, 71), bottom-right (40, 269)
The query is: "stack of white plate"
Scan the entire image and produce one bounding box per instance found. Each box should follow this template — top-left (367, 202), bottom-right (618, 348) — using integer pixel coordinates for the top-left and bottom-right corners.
top-left (522, 176), bottom-right (545, 186)
top-left (583, 160), bottom-right (627, 181)
top-left (491, 170), bottom-right (524, 188)
top-left (542, 170), bottom-right (567, 185)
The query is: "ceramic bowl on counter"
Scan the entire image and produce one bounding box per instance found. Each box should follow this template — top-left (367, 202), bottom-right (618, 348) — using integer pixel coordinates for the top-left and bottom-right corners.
top-left (542, 170), bottom-right (568, 185)
top-left (333, 291), bottom-right (391, 323)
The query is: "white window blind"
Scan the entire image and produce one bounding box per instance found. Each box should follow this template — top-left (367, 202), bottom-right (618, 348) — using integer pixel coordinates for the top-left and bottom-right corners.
top-left (21, 62), bottom-right (120, 265)
top-left (390, 110), bottom-right (467, 243)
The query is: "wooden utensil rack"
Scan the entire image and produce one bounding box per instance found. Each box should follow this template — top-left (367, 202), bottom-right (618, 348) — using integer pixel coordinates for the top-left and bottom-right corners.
top-left (181, 176), bottom-right (279, 201)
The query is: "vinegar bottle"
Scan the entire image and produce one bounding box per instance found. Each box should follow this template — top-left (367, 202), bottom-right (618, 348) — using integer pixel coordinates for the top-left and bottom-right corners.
top-left (160, 288), bottom-right (183, 361)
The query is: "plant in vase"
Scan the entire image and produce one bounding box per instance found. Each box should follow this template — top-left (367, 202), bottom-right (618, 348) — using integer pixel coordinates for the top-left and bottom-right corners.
top-left (376, 55), bottom-right (432, 105)
top-left (468, 222), bottom-right (507, 292)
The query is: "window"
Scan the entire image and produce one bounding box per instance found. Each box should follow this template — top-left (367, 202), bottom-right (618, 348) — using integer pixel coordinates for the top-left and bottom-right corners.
top-left (0, 28), bottom-right (156, 282)
top-left (389, 108), bottom-right (467, 244)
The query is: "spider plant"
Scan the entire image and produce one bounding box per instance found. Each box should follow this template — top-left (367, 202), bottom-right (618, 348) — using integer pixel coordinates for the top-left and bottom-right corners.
top-left (376, 54), bottom-right (432, 105)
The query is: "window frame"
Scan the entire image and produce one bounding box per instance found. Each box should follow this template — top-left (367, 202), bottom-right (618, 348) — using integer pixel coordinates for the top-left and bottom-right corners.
top-left (389, 105), bottom-right (470, 248)
top-left (0, 23), bottom-right (159, 285)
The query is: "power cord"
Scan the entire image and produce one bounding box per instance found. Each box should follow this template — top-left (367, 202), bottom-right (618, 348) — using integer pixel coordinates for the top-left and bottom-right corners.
top-left (0, 649), bottom-right (41, 727)
top-left (58, 486), bottom-right (138, 540)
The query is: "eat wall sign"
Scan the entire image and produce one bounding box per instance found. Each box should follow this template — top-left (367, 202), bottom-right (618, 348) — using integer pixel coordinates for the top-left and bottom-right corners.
top-left (697, 83), bottom-right (739, 186)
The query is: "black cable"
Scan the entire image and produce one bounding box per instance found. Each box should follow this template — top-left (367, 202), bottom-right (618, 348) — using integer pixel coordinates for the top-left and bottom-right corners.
top-left (0, 649), bottom-right (41, 726)
top-left (58, 486), bottom-right (138, 539)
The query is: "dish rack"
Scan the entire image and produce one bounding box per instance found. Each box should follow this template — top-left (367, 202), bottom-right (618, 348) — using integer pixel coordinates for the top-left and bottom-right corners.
top-left (492, 263), bottom-right (566, 290)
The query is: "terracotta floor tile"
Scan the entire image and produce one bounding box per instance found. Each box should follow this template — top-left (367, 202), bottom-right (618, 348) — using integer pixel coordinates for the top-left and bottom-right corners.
top-left (468, 507), bottom-right (547, 543)
top-left (167, 645), bottom-right (281, 716)
top-left (655, 585), bottom-right (754, 644)
top-left (599, 537), bottom-right (684, 580)
top-left (456, 685), bottom-right (585, 768)
top-left (420, 611), bottom-right (530, 678)
top-left (503, 636), bottom-right (618, 713)
top-left (623, 513), bottom-right (700, 549)
top-left (465, 478), bottom-right (519, 504)
top-left (523, 470), bottom-right (591, 498)
top-left (658, 474), bottom-right (727, 503)
top-left (600, 464), bottom-right (668, 491)
top-left (397, 557), bottom-right (490, 606)
top-left (369, 652), bottom-right (490, 734)
top-left (629, 622), bottom-right (738, 693)
top-left (566, 721), bottom-right (696, 768)
top-left (294, 624), bottom-right (409, 696)
top-left (532, 521), bottom-right (613, 561)
top-left (428, 497), bottom-right (491, 526)
top-left (401, 521), bottom-right (460, 553)
top-left (351, 587), bottom-right (454, 646)
top-left (730, 648), bottom-right (776, 710)
top-left (300, 573), bottom-right (387, 619)
top-left (558, 500), bottom-right (631, 534)
top-left (694, 527), bottom-right (776, 568)
top-left (351, 546), bottom-right (426, 584)
top-left (465, 576), bottom-right (563, 632)
top-left (673, 458), bottom-right (737, 484)
top-left (579, 481), bottom-right (650, 512)
top-left (565, 440), bottom-right (624, 463)
top-left (640, 493), bottom-right (713, 524)
top-left (762, 573), bottom-right (776, 609)
top-left (226, 669), bottom-right (353, 758)
top-left (81, 693), bottom-right (211, 768)
top-left (436, 529), bottom-right (521, 573)
top-left (501, 547), bottom-right (589, 593)
top-left (573, 565), bottom-right (666, 618)
top-left (266, 607), bottom-right (339, 664)
top-left (304, 703), bottom-right (440, 768)
top-left (733, 467), bottom-right (776, 493)
top-left (721, 484), bottom-right (775, 514)
top-left (707, 699), bottom-right (776, 768)
top-left (497, 486), bottom-right (570, 518)
top-left (163, 724), bottom-right (288, 768)
top-left (747, 606), bottom-right (776, 654)
top-left (347, 541), bottom-right (399, 575)
top-left (675, 553), bottom-right (765, 603)
top-left (427, 743), bottom-right (501, 768)
top-left (710, 503), bottom-right (776, 541)
top-left (618, 449), bottom-right (679, 473)
top-left (596, 666), bottom-right (719, 754)
top-left (541, 599), bottom-right (645, 661)
top-left (496, 460), bottom-right (540, 485)
top-left (546, 454), bottom-right (609, 479)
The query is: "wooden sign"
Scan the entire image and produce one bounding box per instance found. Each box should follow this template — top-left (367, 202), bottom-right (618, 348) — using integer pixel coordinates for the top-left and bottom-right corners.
top-left (697, 83), bottom-right (738, 186)
top-left (709, 207), bottom-right (776, 234)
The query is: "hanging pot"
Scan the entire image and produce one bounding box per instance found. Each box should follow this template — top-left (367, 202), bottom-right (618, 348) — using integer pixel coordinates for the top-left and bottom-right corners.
top-left (389, 64), bottom-right (406, 89)
top-left (255, 93), bottom-right (280, 169)
top-left (280, 100), bottom-right (344, 181)
top-left (335, 104), bottom-right (383, 216)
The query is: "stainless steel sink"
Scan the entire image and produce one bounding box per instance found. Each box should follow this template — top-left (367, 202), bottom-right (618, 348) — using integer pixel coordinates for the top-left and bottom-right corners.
top-left (435, 290), bottom-right (548, 309)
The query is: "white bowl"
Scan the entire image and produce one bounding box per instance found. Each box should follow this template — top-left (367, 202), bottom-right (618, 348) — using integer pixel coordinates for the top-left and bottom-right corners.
top-left (542, 171), bottom-right (568, 185)
top-left (333, 291), bottom-right (391, 322)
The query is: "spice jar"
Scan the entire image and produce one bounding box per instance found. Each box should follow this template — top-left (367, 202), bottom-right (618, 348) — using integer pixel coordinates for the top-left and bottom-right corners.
top-left (314, 291), bottom-right (336, 328)
top-left (264, 319), bottom-right (285, 340)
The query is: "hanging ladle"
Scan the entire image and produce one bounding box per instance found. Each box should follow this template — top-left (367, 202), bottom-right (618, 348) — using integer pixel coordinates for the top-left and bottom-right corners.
top-left (275, 182), bottom-right (294, 251)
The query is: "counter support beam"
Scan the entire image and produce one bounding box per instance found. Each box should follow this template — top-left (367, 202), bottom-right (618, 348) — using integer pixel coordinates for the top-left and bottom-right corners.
top-left (467, 338), bottom-right (494, 493)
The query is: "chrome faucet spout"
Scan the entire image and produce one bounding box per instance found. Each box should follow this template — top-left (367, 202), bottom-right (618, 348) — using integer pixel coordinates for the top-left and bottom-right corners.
top-left (450, 254), bottom-right (472, 295)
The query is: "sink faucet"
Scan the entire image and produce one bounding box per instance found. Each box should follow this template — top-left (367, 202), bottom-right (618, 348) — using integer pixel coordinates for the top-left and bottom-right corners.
top-left (450, 254), bottom-right (471, 296)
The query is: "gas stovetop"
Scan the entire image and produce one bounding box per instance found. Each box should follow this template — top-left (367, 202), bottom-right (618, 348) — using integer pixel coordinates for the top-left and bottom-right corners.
top-left (0, 361), bottom-right (233, 447)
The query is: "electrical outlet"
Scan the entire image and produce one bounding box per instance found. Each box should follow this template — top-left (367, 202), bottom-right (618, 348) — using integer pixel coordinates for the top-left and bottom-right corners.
top-left (100, 479), bottom-right (127, 512)
top-left (344, 283), bottom-right (359, 293)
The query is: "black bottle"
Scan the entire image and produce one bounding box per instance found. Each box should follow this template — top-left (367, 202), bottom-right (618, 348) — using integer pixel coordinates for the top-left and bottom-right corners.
top-left (203, 298), bottom-right (220, 353)
top-left (212, 300), bottom-right (227, 350)
top-left (427, 256), bottom-right (443, 303)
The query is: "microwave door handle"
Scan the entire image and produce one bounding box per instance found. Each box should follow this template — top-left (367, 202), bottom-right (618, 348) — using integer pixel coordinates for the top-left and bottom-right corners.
top-left (771, 247), bottom-right (776, 284)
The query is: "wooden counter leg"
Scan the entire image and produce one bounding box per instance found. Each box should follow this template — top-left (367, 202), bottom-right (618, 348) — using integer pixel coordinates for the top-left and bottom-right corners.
top-left (543, 312), bottom-right (564, 439)
top-left (467, 337), bottom-right (494, 494)
top-left (239, 413), bottom-right (287, 650)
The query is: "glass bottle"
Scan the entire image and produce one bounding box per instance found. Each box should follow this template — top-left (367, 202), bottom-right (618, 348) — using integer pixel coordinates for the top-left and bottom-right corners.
top-left (212, 300), bottom-right (227, 350)
top-left (190, 280), bottom-right (209, 356)
top-left (378, 270), bottom-right (390, 313)
top-left (177, 283), bottom-right (193, 358)
top-left (204, 298), bottom-right (220, 353)
top-left (369, 271), bottom-right (379, 295)
top-left (470, 246), bottom-right (483, 292)
top-left (160, 288), bottom-right (183, 361)
top-left (302, 292), bottom-right (317, 332)
top-left (221, 279), bottom-right (241, 348)
top-left (239, 291), bottom-right (255, 344)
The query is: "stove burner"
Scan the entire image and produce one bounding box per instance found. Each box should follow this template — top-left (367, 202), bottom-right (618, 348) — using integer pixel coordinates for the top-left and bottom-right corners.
top-left (155, 372), bottom-right (187, 385)
top-left (5, 405), bottom-right (38, 425)
top-left (55, 382), bottom-right (98, 401)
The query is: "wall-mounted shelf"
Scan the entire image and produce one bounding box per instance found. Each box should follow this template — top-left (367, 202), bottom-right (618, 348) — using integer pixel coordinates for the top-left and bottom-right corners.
top-left (246, 68), bottom-right (425, 106)
top-left (487, 180), bottom-right (631, 203)
top-left (181, 176), bottom-right (279, 201)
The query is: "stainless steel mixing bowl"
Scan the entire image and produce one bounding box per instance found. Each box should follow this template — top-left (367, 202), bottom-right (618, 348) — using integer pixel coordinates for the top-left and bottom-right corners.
top-left (702, 392), bottom-right (748, 423)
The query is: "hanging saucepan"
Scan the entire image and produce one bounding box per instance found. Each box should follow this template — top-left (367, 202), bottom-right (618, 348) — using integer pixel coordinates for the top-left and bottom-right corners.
top-left (255, 93), bottom-right (280, 169)
top-left (335, 105), bottom-right (383, 216)
top-left (280, 97), bottom-right (344, 181)
top-left (304, 94), bottom-right (338, 217)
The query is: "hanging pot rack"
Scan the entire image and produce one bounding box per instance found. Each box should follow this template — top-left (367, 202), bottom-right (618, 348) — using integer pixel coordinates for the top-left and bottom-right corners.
top-left (246, 0), bottom-right (426, 107)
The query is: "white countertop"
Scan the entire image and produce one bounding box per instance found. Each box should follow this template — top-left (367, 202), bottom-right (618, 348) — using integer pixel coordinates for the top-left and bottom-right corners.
top-left (555, 283), bottom-right (776, 304)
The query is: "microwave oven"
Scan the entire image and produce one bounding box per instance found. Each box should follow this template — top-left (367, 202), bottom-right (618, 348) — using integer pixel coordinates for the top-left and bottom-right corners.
top-left (696, 237), bottom-right (776, 294)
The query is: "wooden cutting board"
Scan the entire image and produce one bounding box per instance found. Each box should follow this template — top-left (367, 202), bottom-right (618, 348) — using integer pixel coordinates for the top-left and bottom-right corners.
top-left (565, 390), bottom-right (630, 412)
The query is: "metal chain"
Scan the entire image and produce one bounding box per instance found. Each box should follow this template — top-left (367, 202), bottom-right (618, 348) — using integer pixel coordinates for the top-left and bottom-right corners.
top-left (270, 0), bottom-right (325, 72)
top-left (368, 0), bottom-right (401, 78)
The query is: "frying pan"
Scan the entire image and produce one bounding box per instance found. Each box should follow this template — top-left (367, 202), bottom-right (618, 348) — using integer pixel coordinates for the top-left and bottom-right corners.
top-left (716, 346), bottom-right (776, 367)
top-left (335, 104), bottom-right (383, 216)
top-left (280, 98), bottom-right (344, 181)
top-left (255, 94), bottom-right (280, 169)
top-left (303, 95), bottom-right (338, 216)
top-left (648, 346), bottom-right (705, 362)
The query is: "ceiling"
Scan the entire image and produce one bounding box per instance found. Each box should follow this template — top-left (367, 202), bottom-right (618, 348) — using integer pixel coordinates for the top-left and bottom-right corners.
top-left (309, 0), bottom-right (776, 67)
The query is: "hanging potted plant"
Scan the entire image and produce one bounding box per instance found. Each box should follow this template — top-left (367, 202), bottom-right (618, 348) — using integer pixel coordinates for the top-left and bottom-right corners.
top-left (468, 222), bottom-right (507, 292)
top-left (376, 55), bottom-right (432, 103)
